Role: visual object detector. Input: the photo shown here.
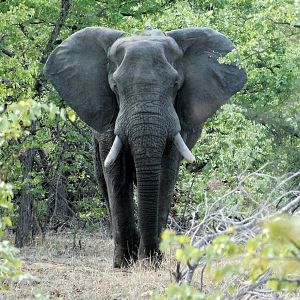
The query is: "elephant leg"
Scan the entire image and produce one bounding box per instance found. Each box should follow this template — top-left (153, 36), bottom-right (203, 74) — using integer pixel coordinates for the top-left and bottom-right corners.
top-left (92, 134), bottom-right (111, 225)
top-left (97, 130), bottom-right (139, 268)
top-left (106, 154), bottom-right (139, 268)
top-left (158, 143), bottom-right (182, 235)
top-left (158, 130), bottom-right (200, 235)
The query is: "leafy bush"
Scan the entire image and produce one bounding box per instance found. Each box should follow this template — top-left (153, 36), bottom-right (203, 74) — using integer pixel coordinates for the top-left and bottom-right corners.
top-left (154, 214), bottom-right (300, 299)
top-left (0, 182), bottom-right (23, 289)
top-left (0, 75), bottom-right (61, 288)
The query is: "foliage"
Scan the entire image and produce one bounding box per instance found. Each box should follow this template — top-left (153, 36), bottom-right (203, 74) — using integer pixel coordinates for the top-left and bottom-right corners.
top-left (1, 0), bottom-right (100, 235)
top-left (0, 182), bottom-right (22, 289)
top-left (0, 0), bottom-right (299, 295)
top-left (158, 0), bottom-right (300, 220)
top-left (0, 0), bottom-right (298, 229)
top-left (0, 100), bottom-right (62, 144)
top-left (155, 215), bottom-right (300, 299)
top-left (0, 2), bottom-right (63, 286)
top-left (158, 1), bottom-right (299, 157)
top-left (0, 181), bottom-right (35, 289)
top-left (0, 100), bottom-right (50, 287)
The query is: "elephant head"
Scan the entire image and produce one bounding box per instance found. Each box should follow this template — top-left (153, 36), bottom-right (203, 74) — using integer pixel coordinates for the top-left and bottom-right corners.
top-left (44, 27), bottom-right (246, 259)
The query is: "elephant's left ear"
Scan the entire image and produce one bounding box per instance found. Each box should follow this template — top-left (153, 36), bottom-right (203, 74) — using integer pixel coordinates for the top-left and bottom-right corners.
top-left (166, 28), bottom-right (247, 138)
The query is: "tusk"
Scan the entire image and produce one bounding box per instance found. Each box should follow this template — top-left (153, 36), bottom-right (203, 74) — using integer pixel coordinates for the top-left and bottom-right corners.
top-left (104, 135), bottom-right (123, 167)
top-left (174, 133), bottom-right (195, 163)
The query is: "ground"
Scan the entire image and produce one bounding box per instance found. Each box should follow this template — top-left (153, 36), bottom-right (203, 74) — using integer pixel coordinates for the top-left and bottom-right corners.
top-left (2, 230), bottom-right (299, 299)
top-left (1, 231), bottom-right (173, 300)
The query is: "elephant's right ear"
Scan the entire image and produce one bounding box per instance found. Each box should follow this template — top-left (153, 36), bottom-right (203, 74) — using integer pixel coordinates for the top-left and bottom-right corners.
top-left (44, 27), bottom-right (125, 133)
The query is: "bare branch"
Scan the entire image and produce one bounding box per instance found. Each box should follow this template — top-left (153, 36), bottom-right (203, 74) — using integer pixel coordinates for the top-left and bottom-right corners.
top-left (0, 47), bottom-right (14, 57)
top-left (172, 168), bottom-right (300, 294)
top-left (41, 0), bottom-right (73, 63)
top-left (267, 18), bottom-right (300, 29)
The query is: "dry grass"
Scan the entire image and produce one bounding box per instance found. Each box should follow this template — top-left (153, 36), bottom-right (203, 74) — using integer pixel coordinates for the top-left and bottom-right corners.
top-left (1, 232), bottom-right (175, 300)
top-left (1, 229), bottom-right (299, 299)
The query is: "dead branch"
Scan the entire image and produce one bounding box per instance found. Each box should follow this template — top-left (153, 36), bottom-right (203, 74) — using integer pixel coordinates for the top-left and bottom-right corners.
top-left (230, 270), bottom-right (272, 300)
top-left (174, 169), bottom-right (300, 298)
top-left (0, 47), bottom-right (15, 57)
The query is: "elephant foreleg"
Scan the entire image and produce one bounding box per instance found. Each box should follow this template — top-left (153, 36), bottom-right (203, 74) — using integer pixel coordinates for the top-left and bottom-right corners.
top-left (158, 143), bottom-right (182, 236)
top-left (96, 130), bottom-right (139, 268)
top-left (92, 134), bottom-right (111, 225)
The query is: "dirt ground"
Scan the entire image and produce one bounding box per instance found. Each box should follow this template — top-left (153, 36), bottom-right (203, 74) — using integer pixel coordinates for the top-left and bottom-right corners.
top-left (1, 231), bottom-right (174, 300)
top-left (2, 231), bottom-right (299, 300)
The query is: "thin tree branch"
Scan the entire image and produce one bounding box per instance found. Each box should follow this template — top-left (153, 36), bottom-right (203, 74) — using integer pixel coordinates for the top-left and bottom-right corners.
top-left (179, 167), bottom-right (300, 286)
top-left (36, 0), bottom-right (73, 96)
top-left (267, 18), bottom-right (300, 29)
top-left (0, 47), bottom-right (15, 57)
top-left (41, 0), bottom-right (73, 63)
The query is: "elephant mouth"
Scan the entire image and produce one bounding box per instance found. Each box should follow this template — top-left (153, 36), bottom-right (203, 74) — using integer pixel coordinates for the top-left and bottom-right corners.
top-left (104, 133), bottom-right (195, 167)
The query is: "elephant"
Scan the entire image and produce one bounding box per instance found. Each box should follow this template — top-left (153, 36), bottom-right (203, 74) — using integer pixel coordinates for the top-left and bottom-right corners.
top-left (44, 26), bottom-right (247, 267)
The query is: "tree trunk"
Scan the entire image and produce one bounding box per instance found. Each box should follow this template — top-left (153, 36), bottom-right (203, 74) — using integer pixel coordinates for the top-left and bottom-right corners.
top-left (49, 171), bottom-right (69, 229)
top-left (47, 145), bottom-right (70, 230)
top-left (15, 148), bottom-right (35, 247)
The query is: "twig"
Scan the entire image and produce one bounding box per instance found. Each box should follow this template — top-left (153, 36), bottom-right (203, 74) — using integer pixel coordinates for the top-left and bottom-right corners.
top-left (0, 47), bottom-right (15, 57)
top-left (172, 262), bottom-right (182, 283)
top-left (181, 173), bottom-right (197, 224)
top-left (231, 270), bottom-right (272, 300)
top-left (41, 0), bottom-right (73, 63)
top-left (199, 263), bottom-right (206, 292)
top-left (178, 168), bottom-right (300, 286)
top-left (266, 18), bottom-right (300, 29)
top-left (183, 196), bottom-right (300, 284)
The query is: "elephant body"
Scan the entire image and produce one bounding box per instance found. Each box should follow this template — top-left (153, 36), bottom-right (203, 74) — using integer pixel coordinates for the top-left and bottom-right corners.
top-left (44, 27), bottom-right (247, 267)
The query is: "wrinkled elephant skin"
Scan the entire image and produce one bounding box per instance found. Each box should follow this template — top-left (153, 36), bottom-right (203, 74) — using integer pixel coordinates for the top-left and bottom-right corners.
top-left (44, 26), bottom-right (247, 267)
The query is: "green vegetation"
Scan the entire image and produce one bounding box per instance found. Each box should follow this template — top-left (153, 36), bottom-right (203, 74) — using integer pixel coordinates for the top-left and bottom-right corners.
top-left (0, 97), bottom-right (50, 288)
top-left (0, 181), bottom-right (21, 289)
top-left (0, 0), bottom-right (299, 296)
top-left (155, 215), bottom-right (300, 299)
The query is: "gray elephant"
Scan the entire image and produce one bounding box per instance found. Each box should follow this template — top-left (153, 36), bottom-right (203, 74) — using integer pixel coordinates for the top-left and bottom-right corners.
top-left (44, 26), bottom-right (247, 267)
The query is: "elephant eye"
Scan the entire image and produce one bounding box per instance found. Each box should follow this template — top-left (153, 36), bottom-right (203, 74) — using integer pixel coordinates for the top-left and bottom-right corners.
top-left (113, 83), bottom-right (118, 93)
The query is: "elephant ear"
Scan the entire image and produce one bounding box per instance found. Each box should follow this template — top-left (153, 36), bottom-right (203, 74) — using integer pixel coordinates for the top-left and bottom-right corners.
top-left (44, 27), bottom-right (125, 133)
top-left (166, 28), bottom-right (247, 146)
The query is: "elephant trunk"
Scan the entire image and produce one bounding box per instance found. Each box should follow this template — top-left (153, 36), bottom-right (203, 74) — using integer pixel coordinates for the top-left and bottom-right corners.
top-left (134, 151), bottom-right (162, 256)
top-left (128, 112), bottom-right (167, 257)
top-left (109, 95), bottom-right (194, 257)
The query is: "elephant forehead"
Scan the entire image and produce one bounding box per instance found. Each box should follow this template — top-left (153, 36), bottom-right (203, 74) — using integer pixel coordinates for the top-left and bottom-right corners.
top-left (109, 36), bottom-right (182, 60)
